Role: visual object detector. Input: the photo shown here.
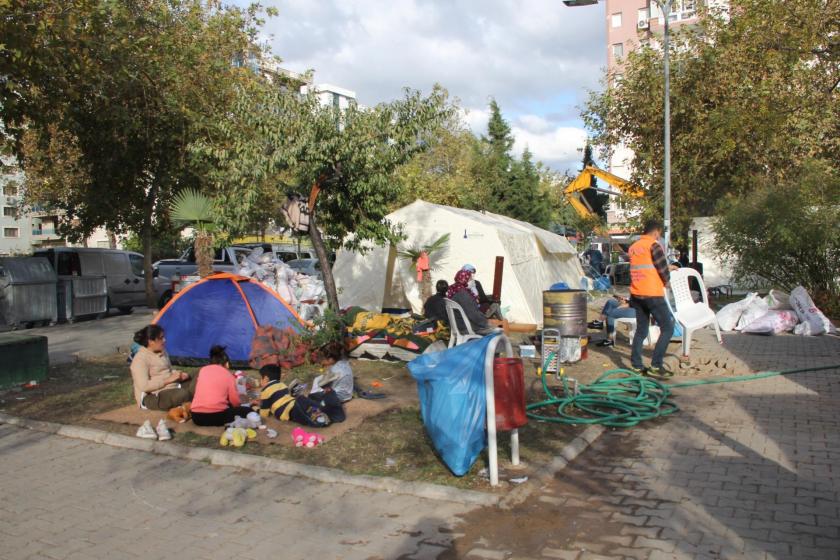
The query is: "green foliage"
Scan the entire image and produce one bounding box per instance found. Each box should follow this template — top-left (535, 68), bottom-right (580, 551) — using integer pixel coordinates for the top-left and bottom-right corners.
top-left (302, 308), bottom-right (349, 353)
top-left (397, 233), bottom-right (450, 268)
top-left (472, 100), bottom-right (554, 227)
top-left (1, 0), bottom-right (268, 302)
top-left (392, 117), bottom-right (485, 209)
top-left (170, 188), bottom-right (216, 232)
top-left (580, 144), bottom-right (609, 219)
top-left (713, 161), bottom-right (840, 316)
top-left (582, 0), bottom-right (840, 242)
top-left (122, 228), bottom-right (190, 262)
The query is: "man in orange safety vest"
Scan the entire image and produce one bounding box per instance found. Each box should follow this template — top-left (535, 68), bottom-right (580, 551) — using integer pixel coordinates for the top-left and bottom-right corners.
top-left (628, 219), bottom-right (675, 377)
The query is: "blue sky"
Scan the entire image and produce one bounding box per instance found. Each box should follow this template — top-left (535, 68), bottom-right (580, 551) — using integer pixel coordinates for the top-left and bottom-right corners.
top-left (239, 0), bottom-right (608, 173)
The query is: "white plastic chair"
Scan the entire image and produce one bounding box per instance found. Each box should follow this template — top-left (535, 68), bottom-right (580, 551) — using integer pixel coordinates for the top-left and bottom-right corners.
top-left (665, 268), bottom-right (722, 356)
top-left (612, 317), bottom-right (658, 347)
top-left (444, 298), bottom-right (484, 348)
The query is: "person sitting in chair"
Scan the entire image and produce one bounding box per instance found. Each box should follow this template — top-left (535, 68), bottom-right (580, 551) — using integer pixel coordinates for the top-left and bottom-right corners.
top-left (423, 279), bottom-right (449, 324)
top-left (461, 264), bottom-right (502, 319)
top-left (588, 294), bottom-right (636, 347)
top-left (447, 269), bottom-right (496, 335)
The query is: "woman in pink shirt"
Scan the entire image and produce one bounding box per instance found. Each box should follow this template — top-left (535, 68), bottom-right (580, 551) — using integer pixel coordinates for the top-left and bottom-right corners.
top-left (190, 346), bottom-right (253, 426)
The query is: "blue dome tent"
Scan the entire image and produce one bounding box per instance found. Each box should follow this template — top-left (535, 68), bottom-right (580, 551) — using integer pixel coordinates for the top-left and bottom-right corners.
top-left (153, 273), bottom-right (305, 365)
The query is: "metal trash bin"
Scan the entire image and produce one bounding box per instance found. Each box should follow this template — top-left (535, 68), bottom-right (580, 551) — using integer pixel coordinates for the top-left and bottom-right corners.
top-left (57, 275), bottom-right (108, 323)
top-left (0, 257), bottom-right (58, 329)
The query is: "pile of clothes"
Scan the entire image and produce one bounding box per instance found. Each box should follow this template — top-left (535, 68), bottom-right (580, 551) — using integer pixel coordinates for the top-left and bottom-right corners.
top-left (342, 307), bottom-right (449, 360)
top-left (235, 247), bottom-right (326, 320)
top-left (716, 286), bottom-right (837, 336)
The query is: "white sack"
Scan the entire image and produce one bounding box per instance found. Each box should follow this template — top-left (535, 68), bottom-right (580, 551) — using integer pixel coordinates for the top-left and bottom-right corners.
top-left (716, 293), bottom-right (757, 331)
top-left (790, 286), bottom-right (837, 336)
top-left (765, 289), bottom-right (792, 310)
top-left (736, 296), bottom-right (769, 331)
top-left (741, 310), bottom-right (799, 335)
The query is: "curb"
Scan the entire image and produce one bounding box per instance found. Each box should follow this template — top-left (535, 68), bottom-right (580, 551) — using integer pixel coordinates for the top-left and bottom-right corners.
top-left (499, 424), bottom-right (606, 509)
top-left (0, 413), bottom-right (499, 507)
top-left (0, 413), bottom-right (607, 509)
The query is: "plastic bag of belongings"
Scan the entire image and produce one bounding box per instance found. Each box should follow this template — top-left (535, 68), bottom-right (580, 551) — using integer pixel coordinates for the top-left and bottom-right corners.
top-left (236, 247), bottom-right (326, 321)
top-left (716, 286), bottom-right (836, 336)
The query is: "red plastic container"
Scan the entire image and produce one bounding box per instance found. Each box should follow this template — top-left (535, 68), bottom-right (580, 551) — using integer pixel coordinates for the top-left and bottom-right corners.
top-left (493, 357), bottom-right (528, 431)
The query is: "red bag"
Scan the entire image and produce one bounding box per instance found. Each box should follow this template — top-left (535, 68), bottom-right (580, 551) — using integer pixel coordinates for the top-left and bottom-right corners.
top-left (493, 357), bottom-right (527, 431)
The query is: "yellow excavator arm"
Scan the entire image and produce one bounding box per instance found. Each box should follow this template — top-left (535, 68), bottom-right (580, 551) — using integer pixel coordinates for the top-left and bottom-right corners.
top-left (563, 165), bottom-right (644, 225)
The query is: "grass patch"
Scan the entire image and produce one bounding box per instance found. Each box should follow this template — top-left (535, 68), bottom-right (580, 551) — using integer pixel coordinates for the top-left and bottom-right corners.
top-left (0, 354), bottom-right (583, 491)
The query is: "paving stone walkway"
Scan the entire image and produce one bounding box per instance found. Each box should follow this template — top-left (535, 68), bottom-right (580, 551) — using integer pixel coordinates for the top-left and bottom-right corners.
top-left (443, 334), bottom-right (840, 559)
top-left (0, 424), bottom-right (470, 560)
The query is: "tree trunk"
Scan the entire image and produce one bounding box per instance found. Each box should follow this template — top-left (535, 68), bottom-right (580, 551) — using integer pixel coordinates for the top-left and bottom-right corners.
top-left (195, 230), bottom-right (214, 278)
top-left (420, 269), bottom-right (432, 301)
top-left (309, 211), bottom-right (339, 311)
top-left (142, 183), bottom-right (159, 308)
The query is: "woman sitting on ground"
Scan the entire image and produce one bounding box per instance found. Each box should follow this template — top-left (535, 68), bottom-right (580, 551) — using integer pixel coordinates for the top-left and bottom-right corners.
top-left (130, 325), bottom-right (195, 410)
top-left (190, 345), bottom-right (254, 426)
top-left (447, 269), bottom-right (496, 335)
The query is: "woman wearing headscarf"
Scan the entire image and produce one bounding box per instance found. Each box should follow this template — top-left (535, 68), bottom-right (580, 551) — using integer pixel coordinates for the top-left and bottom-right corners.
top-left (447, 269), bottom-right (494, 335)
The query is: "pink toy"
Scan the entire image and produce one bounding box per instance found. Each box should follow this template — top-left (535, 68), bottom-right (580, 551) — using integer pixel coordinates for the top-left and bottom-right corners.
top-left (291, 426), bottom-right (323, 448)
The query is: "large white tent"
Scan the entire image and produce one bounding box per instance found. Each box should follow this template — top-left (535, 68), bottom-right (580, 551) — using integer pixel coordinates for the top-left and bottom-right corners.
top-left (332, 200), bottom-right (585, 326)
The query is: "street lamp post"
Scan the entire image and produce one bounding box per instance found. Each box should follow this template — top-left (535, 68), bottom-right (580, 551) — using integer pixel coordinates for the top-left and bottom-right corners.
top-left (563, 0), bottom-right (673, 253)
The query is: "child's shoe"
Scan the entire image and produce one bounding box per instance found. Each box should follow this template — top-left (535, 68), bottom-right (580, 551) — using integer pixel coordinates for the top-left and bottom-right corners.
top-left (291, 426), bottom-right (307, 447)
top-left (155, 419), bottom-right (172, 441)
top-left (136, 420), bottom-right (157, 439)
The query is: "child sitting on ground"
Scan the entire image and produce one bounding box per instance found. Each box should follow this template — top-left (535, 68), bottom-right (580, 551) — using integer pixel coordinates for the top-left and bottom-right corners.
top-left (258, 365), bottom-right (344, 427)
top-left (190, 346), bottom-right (254, 427)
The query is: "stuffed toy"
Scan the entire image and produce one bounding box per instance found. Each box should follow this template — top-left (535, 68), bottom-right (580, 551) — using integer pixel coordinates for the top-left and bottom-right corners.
top-left (166, 402), bottom-right (191, 424)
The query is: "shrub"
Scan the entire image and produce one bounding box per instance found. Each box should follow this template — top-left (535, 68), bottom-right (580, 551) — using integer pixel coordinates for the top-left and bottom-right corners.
top-left (713, 162), bottom-right (840, 317)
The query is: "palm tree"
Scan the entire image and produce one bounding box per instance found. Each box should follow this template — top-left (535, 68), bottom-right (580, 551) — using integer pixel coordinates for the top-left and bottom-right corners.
top-left (170, 188), bottom-right (217, 278)
top-left (398, 233), bottom-right (450, 301)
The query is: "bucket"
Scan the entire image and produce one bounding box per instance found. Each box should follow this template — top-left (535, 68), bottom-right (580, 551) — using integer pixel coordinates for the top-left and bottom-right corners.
top-left (543, 290), bottom-right (587, 336)
top-left (493, 357), bottom-right (527, 431)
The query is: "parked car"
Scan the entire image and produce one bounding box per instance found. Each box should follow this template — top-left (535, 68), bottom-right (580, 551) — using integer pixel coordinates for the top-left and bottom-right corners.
top-left (286, 258), bottom-right (322, 280)
top-left (34, 247), bottom-right (146, 313)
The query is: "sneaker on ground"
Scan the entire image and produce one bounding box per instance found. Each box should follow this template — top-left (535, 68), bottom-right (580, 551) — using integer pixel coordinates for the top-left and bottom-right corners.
top-left (587, 321), bottom-right (604, 330)
top-left (652, 365), bottom-right (675, 378)
top-left (630, 366), bottom-right (650, 376)
top-left (155, 419), bottom-right (172, 441)
top-left (136, 420), bottom-right (157, 440)
top-left (596, 339), bottom-right (614, 347)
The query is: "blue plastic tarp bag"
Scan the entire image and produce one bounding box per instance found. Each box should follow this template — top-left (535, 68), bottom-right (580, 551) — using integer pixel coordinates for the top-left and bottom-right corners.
top-left (593, 275), bottom-right (611, 291)
top-left (408, 335), bottom-right (497, 476)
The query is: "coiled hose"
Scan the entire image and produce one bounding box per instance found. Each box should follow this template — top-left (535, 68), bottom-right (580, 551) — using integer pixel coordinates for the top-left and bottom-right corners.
top-left (525, 353), bottom-right (840, 427)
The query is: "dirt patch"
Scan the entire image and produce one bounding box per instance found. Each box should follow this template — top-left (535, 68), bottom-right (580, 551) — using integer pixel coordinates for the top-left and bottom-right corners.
top-left (0, 353), bottom-right (584, 491)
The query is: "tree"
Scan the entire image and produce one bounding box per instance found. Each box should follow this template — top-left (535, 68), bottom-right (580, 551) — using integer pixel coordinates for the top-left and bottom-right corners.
top-left (580, 143), bottom-right (609, 219)
top-left (713, 161), bottom-right (840, 316)
top-left (392, 112), bottom-right (486, 210)
top-left (170, 189), bottom-right (217, 278)
top-left (397, 233), bottom-right (450, 301)
top-left (473, 100), bottom-right (553, 225)
top-left (582, 0), bottom-right (840, 242)
top-left (191, 83), bottom-right (456, 310)
top-left (1, 0), bottom-right (269, 305)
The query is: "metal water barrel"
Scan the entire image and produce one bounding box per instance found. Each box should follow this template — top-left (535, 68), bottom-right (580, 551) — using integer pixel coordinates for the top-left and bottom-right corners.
top-left (542, 289), bottom-right (587, 336)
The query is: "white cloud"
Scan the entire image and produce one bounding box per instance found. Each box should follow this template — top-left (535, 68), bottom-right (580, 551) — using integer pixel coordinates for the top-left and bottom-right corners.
top-left (512, 124), bottom-right (588, 171)
top-left (240, 0), bottom-right (606, 171)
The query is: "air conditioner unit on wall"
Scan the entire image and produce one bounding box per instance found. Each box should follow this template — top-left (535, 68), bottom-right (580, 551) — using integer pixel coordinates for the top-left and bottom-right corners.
top-left (637, 19), bottom-right (649, 29)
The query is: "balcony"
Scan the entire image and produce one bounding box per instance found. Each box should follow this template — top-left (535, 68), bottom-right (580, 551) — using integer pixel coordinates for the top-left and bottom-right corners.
top-left (31, 228), bottom-right (60, 241)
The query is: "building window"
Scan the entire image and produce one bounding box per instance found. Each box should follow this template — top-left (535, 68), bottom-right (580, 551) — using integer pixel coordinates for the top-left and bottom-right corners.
top-left (4, 227), bottom-right (19, 238)
top-left (611, 12), bottom-right (622, 28)
top-left (3, 185), bottom-right (18, 197)
top-left (612, 43), bottom-right (624, 59)
top-left (3, 207), bottom-right (15, 217)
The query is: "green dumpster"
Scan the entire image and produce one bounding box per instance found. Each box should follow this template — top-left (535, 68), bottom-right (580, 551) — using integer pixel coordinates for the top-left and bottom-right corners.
top-left (0, 332), bottom-right (49, 389)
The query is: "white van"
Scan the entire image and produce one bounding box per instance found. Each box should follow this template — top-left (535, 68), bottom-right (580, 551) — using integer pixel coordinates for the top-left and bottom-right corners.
top-left (34, 248), bottom-right (147, 313)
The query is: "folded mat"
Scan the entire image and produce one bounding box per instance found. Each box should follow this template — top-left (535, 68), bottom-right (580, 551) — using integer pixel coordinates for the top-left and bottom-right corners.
top-left (94, 397), bottom-right (397, 447)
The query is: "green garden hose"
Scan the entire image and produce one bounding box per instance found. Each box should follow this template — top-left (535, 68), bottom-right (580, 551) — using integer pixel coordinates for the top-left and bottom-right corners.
top-left (525, 352), bottom-right (840, 427)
